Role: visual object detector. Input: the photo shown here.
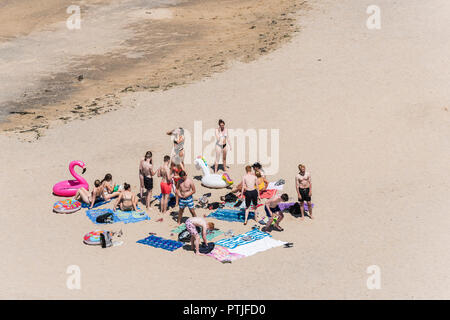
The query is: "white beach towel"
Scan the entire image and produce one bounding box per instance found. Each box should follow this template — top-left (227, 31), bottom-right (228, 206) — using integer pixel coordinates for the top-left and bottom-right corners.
top-left (228, 237), bottom-right (286, 257)
top-left (267, 182), bottom-right (284, 191)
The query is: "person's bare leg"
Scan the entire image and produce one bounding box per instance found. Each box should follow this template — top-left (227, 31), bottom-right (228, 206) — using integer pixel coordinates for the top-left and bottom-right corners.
top-left (274, 213), bottom-right (284, 230)
top-left (299, 200), bottom-right (305, 220)
top-left (177, 208), bottom-right (184, 224)
top-left (264, 215), bottom-right (274, 231)
top-left (133, 195), bottom-right (138, 211)
top-left (307, 201), bottom-right (313, 219)
top-left (214, 145), bottom-right (220, 173)
top-left (223, 148), bottom-right (228, 172)
top-left (189, 208), bottom-right (197, 217)
top-left (145, 189), bottom-right (152, 209)
top-left (190, 236), bottom-right (195, 251)
top-left (139, 175), bottom-right (144, 199)
top-left (244, 208), bottom-right (249, 225)
top-left (75, 187), bottom-right (90, 203)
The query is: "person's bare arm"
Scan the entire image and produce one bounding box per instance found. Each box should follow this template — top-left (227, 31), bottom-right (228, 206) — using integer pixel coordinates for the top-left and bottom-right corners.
top-left (295, 175), bottom-right (301, 199)
top-left (202, 228), bottom-right (208, 245)
top-left (166, 129), bottom-right (174, 135)
top-left (241, 177), bottom-right (246, 194)
top-left (89, 189), bottom-right (97, 209)
top-left (308, 174), bottom-right (312, 195)
top-left (113, 193), bottom-right (123, 211)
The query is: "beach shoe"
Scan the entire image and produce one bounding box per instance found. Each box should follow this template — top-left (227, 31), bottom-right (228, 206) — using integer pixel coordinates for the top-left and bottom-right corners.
top-left (222, 260), bottom-right (232, 264)
top-left (284, 242), bottom-right (294, 248)
top-left (112, 241), bottom-right (124, 247)
top-left (241, 235), bottom-right (253, 241)
top-left (258, 219), bottom-right (266, 225)
top-left (224, 230), bottom-right (234, 237)
top-left (252, 225), bottom-right (260, 230)
top-left (275, 179), bottom-right (286, 186)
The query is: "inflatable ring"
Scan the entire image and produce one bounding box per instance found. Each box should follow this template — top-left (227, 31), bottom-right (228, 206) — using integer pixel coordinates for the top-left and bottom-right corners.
top-left (53, 199), bottom-right (81, 214)
top-left (222, 172), bottom-right (233, 185)
top-left (83, 230), bottom-right (105, 245)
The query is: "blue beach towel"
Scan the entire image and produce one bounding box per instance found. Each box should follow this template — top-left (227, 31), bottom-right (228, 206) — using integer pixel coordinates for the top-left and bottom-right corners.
top-left (81, 199), bottom-right (111, 208)
top-left (153, 193), bottom-right (176, 207)
top-left (215, 228), bottom-right (270, 249)
top-left (207, 208), bottom-right (255, 223)
top-left (86, 208), bottom-right (150, 224)
top-left (137, 235), bottom-right (183, 251)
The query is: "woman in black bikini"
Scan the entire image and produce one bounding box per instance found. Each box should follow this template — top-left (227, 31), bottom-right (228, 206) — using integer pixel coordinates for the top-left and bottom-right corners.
top-left (214, 119), bottom-right (231, 173)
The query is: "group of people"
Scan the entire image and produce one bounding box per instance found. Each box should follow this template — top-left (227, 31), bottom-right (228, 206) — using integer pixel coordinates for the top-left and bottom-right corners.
top-left (72, 119), bottom-right (313, 254)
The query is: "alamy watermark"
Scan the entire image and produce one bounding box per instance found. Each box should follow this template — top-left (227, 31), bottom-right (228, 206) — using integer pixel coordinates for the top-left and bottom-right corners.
top-left (182, 121), bottom-right (279, 175)
top-left (366, 5), bottom-right (381, 30)
top-left (66, 5), bottom-right (81, 30)
top-left (66, 265), bottom-right (81, 290)
top-left (366, 265), bottom-right (381, 290)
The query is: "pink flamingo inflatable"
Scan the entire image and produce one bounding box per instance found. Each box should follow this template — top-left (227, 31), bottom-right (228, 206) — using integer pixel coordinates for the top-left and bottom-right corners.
top-left (53, 160), bottom-right (89, 197)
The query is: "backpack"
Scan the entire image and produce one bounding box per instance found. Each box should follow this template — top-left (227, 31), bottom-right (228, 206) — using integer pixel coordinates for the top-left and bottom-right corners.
top-left (178, 226), bottom-right (202, 242)
top-left (96, 212), bottom-right (114, 224)
top-left (224, 192), bottom-right (238, 203)
top-left (288, 202), bottom-right (301, 215)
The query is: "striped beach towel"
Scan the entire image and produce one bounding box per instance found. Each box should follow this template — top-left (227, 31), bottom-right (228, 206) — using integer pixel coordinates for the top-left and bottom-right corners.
top-left (215, 228), bottom-right (270, 249)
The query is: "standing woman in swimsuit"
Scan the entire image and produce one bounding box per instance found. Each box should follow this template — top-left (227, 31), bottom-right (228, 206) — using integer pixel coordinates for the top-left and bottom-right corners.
top-left (214, 119), bottom-right (231, 173)
top-left (167, 127), bottom-right (185, 170)
top-left (113, 183), bottom-right (138, 212)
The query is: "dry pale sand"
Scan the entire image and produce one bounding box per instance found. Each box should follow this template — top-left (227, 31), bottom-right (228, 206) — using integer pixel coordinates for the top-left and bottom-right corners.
top-left (1, 0), bottom-right (450, 299)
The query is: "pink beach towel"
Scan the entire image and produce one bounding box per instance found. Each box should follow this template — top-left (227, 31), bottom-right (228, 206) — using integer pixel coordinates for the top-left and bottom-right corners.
top-left (207, 245), bottom-right (245, 262)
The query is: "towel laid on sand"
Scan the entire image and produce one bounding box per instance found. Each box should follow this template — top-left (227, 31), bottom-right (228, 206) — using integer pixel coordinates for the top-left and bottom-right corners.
top-left (137, 235), bottom-right (183, 251)
top-left (86, 208), bottom-right (150, 224)
top-left (207, 245), bottom-right (245, 262)
top-left (228, 237), bottom-right (286, 257)
top-left (215, 228), bottom-right (270, 249)
top-left (267, 182), bottom-right (284, 191)
top-left (259, 189), bottom-right (277, 199)
top-left (278, 202), bottom-right (315, 212)
top-left (208, 208), bottom-right (255, 223)
top-left (81, 199), bottom-right (111, 208)
top-left (153, 193), bottom-right (176, 207)
top-left (171, 224), bottom-right (224, 241)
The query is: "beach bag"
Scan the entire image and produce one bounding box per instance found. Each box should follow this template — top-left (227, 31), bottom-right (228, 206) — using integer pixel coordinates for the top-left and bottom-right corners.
top-left (178, 226), bottom-right (202, 242)
top-left (288, 202), bottom-right (301, 215)
top-left (100, 231), bottom-right (113, 248)
top-left (208, 202), bottom-right (221, 210)
top-left (96, 212), bottom-right (114, 224)
top-left (199, 242), bottom-right (215, 254)
top-left (224, 192), bottom-right (238, 203)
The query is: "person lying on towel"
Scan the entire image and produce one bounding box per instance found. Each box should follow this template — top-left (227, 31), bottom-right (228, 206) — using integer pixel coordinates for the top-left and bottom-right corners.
top-left (185, 217), bottom-right (214, 256)
top-left (263, 193), bottom-right (289, 232)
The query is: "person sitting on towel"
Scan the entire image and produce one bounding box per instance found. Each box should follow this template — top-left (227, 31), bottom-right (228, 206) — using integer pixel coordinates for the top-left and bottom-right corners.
top-left (255, 170), bottom-right (268, 192)
top-left (185, 217), bottom-right (215, 256)
top-left (263, 193), bottom-right (289, 232)
top-left (113, 183), bottom-right (138, 212)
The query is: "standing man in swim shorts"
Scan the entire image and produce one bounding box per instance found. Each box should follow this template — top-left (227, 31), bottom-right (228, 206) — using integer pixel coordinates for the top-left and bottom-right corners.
top-left (296, 164), bottom-right (313, 219)
top-left (185, 216), bottom-right (215, 256)
top-left (263, 193), bottom-right (289, 232)
top-left (241, 165), bottom-right (261, 225)
top-left (156, 155), bottom-right (173, 215)
top-left (176, 170), bottom-right (197, 224)
top-left (139, 151), bottom-right (156, 210)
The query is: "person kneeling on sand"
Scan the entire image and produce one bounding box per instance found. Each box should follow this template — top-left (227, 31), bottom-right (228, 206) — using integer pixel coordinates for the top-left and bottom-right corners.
top-left (185, 217), bottom-right (215, 256)
top-left (176, 170), bottom-right (197, 224)
top-left (113, 183), bottom-right (138, 212)
top-left (262, 193), bottom-right (289, 232)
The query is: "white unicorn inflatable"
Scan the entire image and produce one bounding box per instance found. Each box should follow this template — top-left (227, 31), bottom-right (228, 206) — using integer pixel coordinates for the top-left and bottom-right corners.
top-left (194, 156), bottom-right (232, 189)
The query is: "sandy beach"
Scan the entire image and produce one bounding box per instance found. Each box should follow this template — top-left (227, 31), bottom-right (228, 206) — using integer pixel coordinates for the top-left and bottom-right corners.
top-left (1, 0), bottom-right (449, 299)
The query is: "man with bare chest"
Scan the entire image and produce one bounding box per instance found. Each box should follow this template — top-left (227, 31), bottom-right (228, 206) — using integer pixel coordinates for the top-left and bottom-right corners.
top-left (139, 151), bottom-right (156, 209)
top-left (295, 164), bottom-right (313, 219)
top-left (176, 170), bottom-right (197, 224)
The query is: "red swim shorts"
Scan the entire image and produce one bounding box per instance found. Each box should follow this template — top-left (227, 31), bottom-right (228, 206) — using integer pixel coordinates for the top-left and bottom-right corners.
top-left (160, 182), bottom-right (172, 194)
